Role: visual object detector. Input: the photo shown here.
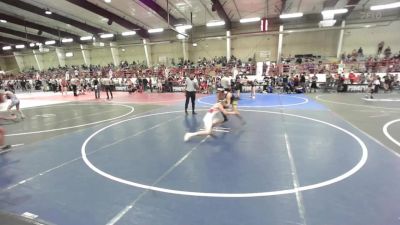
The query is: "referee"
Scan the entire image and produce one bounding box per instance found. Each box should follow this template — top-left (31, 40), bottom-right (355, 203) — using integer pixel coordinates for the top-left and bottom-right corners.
top-left (185, 74), bottom-right (198, 115)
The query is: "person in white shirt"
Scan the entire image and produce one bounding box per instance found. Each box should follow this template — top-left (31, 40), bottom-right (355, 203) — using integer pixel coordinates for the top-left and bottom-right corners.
top-left (157, 77), bottom-right (163, 93)
top-left (4, 90), bottom-right (25, 119)
top-left (221, 74), bottom-right (231, 90)
top-left (184, 74), bottom-right (198, 114)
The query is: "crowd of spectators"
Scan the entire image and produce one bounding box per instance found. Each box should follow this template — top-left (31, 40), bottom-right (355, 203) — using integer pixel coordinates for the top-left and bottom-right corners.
top-left (0, 47), bottom-right (399, 95)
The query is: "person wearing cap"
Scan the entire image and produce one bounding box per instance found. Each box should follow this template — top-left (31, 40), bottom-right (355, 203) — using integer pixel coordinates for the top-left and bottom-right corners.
top-left (184, 74), bottom-right (199, 115)
top-left (184, 89), bottom-right (239, 141)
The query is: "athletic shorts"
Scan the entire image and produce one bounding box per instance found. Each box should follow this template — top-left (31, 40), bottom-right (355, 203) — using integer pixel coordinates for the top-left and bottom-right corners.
top-left (232, 100), bottom-right (238, 107)
top-left (9, 99), bottom-right (20, 108)
top-left (203, 112), bottom-right (214, 131)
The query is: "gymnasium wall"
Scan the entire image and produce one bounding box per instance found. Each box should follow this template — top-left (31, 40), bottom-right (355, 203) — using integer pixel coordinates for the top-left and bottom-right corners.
top-left (282, 29), bottom-right (340, 58)
top-left (151, 41), bottom-right (183, 65)
top-left (232, 35), bottom-right (278, 62)
top-left (3, 56), bottom-right (19, 73)
top-left (189, 39), bottom-right (226, 62)
top-left (64, 48), bottom-right (85, 66)
top-left (89, 47), bottom-right (113, 66)
top-left (42, 51), bottom-right (59, 69)
top-left (118, 45), bottom-right (147, 65)
top-left (3, 20), bottom-right (400, 71)
top-left (22, 54), bottom-right (38, 70)
top-left (0, 57), bottom-right (6, 71)
top-left (342, 20), bottom-right (400, 56)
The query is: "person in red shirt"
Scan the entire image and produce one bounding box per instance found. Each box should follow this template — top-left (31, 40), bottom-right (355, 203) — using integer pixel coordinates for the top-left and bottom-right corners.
top-left (348, 71), bottom-right (356, 84)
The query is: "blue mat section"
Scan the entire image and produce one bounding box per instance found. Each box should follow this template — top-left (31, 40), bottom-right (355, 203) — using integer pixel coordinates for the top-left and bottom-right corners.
top-left (197, 93), bottom-right (328, 110)
top-left (1, 108), bottom-right (400, 225)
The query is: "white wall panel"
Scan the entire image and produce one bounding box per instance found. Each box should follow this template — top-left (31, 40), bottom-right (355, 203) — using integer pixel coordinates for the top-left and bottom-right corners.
top-left (282, 30), bottom-right (339, 58)
top-left (232, 35), bottom-right (278, 62)
top-left (90, 47), bottom-right (113, 66)
top-left (119, 45), bottom-right (147, 65)
top-left (342, 21), bottom-right (400, 57)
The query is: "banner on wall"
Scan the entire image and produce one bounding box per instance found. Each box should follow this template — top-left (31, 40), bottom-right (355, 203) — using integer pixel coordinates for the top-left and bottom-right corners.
top-left (259, 51), bottom-right (271, 59)
top-left (159, 56), bottom-right (167, 64)
top-left (260, 18), bottom-right (268, 32)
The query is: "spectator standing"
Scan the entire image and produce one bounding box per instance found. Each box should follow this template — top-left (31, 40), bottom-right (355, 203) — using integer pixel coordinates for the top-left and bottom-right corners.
top-left (377, 41), bottom-right (384, 55)
top-left (93, 76), bottom-right (100, 99)
top-left (358, 47), bottom-right (364, 58)
top-left (310, 74), bottom-right (318, 93)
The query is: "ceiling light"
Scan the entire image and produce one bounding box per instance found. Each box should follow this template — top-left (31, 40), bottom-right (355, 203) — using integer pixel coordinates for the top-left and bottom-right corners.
top-left (321, 8), bottom-right (348, 15)
top-left (175, 24), bottom-right (192, 31)
top-left (80, 36), bottom-right (93, 41)
top-left (29, 43), bottom-right (35, 47)
top-left (66, 52), bottom-right (73, 57)
top-left (61, 38), bottom-right (73, 43)
top-left (280, 12), bottom-right (303, 19)
top-left (45, 10), bottom-right (52, 15)
top-left (0, 19), bottom-right (6, 23)
top-left (319, 19), bottom-right (336, 27)
top-left (371, 2), bottom-right (400, 10)
top-left (15, 45), bottom-right (25, 49)
top-left (148, 28), bottom-right (164, 33)
top-left (2, 46), bottom-right (12, 50)
top-left (45, 40), bottom-right (56, 45)
top-left (239, 17), bottom-right (260, 23)
top-left (177, 34), bottom-right (187, 40)
top-left (122, 31), bottom-right (136, 36)
top-left (192, 43), bottom-right (197, 47)
top-left (206, 21), bottom-right (225, 27)
top-left (36, 43), bottom-right (42, 46)
top-left (104, 0), bottom-right (111, 2)
top-left (100, 33), bottom-right (114, 38)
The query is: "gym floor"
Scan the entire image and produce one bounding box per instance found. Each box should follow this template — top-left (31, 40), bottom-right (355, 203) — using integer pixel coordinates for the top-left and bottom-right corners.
top-left (0, 91), bottom-right (399, 225)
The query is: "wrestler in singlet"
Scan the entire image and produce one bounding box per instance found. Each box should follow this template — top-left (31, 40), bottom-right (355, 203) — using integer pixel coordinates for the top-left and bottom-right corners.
top-left (203, 103), bottom-right (221, 131)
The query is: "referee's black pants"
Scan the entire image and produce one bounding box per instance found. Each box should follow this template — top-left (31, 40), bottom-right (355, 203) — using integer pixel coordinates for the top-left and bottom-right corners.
top-left (185, 91), bottom-right (196, 113)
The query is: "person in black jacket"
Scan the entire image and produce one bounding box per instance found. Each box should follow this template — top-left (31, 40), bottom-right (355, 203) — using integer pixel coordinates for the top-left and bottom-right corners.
top-left (93, 77), bottom-right (100, 99)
